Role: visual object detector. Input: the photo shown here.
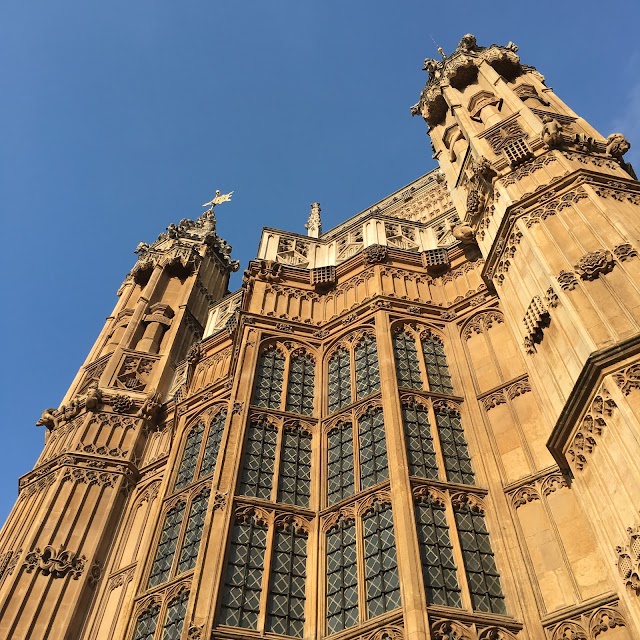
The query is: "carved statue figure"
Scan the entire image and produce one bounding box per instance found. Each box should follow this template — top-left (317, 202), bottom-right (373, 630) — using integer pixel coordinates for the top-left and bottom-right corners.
top-left (458, 34), bottom-right (477, 52)
top-left (59, 399), bottom-right (79, 421)
top-left (202, 189), bottom-right (233, 209)
top-left (422, 58), bottom-right (439, 76)
top-left (36, 408), bottom-right (59, 431)
top-left (541, 116), bottom-right (563, 149)
top-left (166, 223), bottom-right (178, 239)
top-left (134, 242), bottom-right (149, 254)
top-left (452, 224), bottom-right (476, 245)
top-left (472, 157), bottom-right (497, 182)
top-left (139, 388), bottom-right (162, 423)
top-left (606, 133), bottom-right (631, 159)
top-left (85, 382), bottom-right (102, 413)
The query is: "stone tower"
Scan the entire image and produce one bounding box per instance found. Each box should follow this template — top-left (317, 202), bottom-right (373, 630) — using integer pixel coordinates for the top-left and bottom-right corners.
top-left (1, 34), bottom-right (640, 640)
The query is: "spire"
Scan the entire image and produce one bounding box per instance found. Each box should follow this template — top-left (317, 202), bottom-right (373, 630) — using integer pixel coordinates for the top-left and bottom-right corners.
top-left (305, 202), bottom-right (322, 238)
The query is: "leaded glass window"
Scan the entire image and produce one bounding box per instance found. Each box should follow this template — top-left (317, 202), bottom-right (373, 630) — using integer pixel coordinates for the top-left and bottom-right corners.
top-left (393, 331), bottom-right (422, 389)
top-left (148, 502), bottom-right (186, 588)
top-left (415, 496), bottom-right (461, 608)
top-left (402, 404), bottom-right (439, 479)
top-left (174, 422), bottom-right (205, 490)
top-left (238, 419), bottom-right (278, 499)
top-left (162, 589), bottom-right (189, 640)
top-left (253, 347), bottom-right (285, 409)
top-left (358, 409), bottom-right (388, 490)
top-left (328, 348), bottom-right (351, 414)
top-left (362, 502), bottom-right (401, 618)
top-left (177, 489), bottom-right (210, 574)
top-left (219, 516), bottom-right (268, 629)
top-left (354, 334), bottom-right (380, 399)
top-left (435, 407), bottom-right (474, 485)
top-left (133, 605), bottom-right (160, 640)
top-left (266, 525), bottom-right (308, 637)
top-left (454, 502), bottom-right (506, 614)
top-left (327, 423), bottom-right (355, 505)
top-left (326, 517), bottom-right (358, 634)
top-left (199, 410), bottom-right (226, 478)
top-left (277, 427), bottom-right (312, 507)
top-left (422, 336), bottom-right (454, 394)
top-left (286, 353), bottom-right (315, 416)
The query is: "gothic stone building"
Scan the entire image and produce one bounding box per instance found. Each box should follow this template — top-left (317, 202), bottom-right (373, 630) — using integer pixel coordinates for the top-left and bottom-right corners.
top-left (1, 34), bottom-right (640, 640)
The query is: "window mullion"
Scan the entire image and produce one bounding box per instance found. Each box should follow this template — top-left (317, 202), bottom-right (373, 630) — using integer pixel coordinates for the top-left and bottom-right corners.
top-left (271, 425), bottom-right (284, 502)
top-left (427, 402), bottom-right (447, 482)
top-left (258, 522), bottom-right (276, 634)
top-left (281, 353), bottom-right (292, 412)
top-left (415, 332), bottom-right (430, 392)
top-left (170, 498), bottom-right (191, 581)
top-left (444, 493), bottom-right (473, 611)
top-left (351, 412), bottom-right (361, 494)
top-left (355, 513), bottom-right (366, 624)
top-left (349, 346), bottom-right (357, 404)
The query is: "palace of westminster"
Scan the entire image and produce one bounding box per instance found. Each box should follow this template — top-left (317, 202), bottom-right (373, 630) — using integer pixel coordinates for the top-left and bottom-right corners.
top-left (3, 34), bottom-right (640, 640)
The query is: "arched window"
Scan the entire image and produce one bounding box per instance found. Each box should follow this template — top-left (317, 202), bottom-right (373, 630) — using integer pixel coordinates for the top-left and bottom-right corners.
top-left (177, 489), bottom-right (210, 574)
top-left (133, 605), bottom-right (160, 640)
top-left (148, 503), bottom-right (186, 588)
top-left (402, 403), bottom-right (438, 479)
top-left (422, 335), bottom-right (454, 394)
top-left (174, 422), bottom-right (205, 490)
top-left (435, 406), bottom-right (474, 485)
top-left (199, 410), bottom-right (227, 478)
top-left (238, 418), bottom-right (278, 499)
top-left (327, 422), bottom-right (355, 505)
top-left (253, 347), bottom-right (285, 409)
top-left (161, 589), bottom-right (189, 640)
top-left (354, 334), bottom-right (381, 400)
top-left (358, 408), bottom-right (388, 490)
top-left (328, 347), bottom-right (351, 414)
top-left (286, 352), bottom-right (315, 416)
top-left (277, 426), bottom-right (312, 507)
top-left (393, 330), bottom-right (422, 389)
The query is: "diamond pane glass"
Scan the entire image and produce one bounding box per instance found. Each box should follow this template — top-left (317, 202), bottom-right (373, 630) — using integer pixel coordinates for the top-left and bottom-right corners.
top-left (177, 489), bottom-right (210, 574)
top-left (238, 419), bottom-right (278, 499)
top-left (393, 332), bottom-right (423, 389)
top-left (266, 527), bottom-right (308, 637)
top-left (363, 503), bottom-right (401, 619)
top-left (359, 409), bottom-right (388, 490)
top-left (327, 423), bottom-right (355, 505)
top-left (199, 410), bottom-right (226, 478)
top-left (286, 354), bottom-right (315, 416)
top-left (278, 428), bottom-right (312, 507)
top-left (133, 605), bottom-right (160, 640)
top-left (174, 421), bottom-right (205, 490)
top-left (402, 405), bottom-right (439, 479)
top-left (328, 348), bottom-right (351, 414)
top-left (219, 517), bottom-right (268, 629)
top-left (326, 518), bottom-right (358, 634)
top-left (252, 348), bottom-right (285, 409)
top-left (148, 502), bottom-right (186, 588)
top-left (415, 498), bottom-right (461, 608)
top-left (354, 335), bottom-right (380, 400)
top-left (435, 409), bottom-right (475, 485)
top-left (454, 503), bottom-right (506, 614)
top-left (162, 589), bottom-right (189, 640)
top-left (422, 337), bottom-right (454, 395)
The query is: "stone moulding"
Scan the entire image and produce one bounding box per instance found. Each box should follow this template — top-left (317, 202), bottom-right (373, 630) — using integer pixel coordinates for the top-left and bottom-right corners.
top-left (616, 524), bottom-right (640, 595)
top-left (23, 545), bottom-right (87, 580)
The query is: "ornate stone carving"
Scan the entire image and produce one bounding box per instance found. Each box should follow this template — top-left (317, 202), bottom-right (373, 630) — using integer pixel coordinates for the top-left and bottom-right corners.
top-left (0, 550), bottom-right (21, 580)
top-left (522, 295), bottom-right (550, 353)
top-left (62, 467), bottom-right (119, 488)
top-left (212, 492), bottom-right (227, 511)
top-left (88, 561), bottom-right (102, 587)
top-left (23, 546), bottom-right (86, 579)
top-left (540, 116), bottom-right (563, 149)
top-left (186, 342), bottom-right (202, 365)
top-left (36, 408), bottom-right (59, 431)
top-left (481, 391), bottom-right (506, 411)
top-left (85, 382), bottom-right (103, 412)
top-left (613, 364), bottom-right (640, 396)
top-left (115, 355), bottom-right (156, 391)
top-left (187, 626), bottom-right (204, 640)
top-left (613, 242), bottom-right (638, 262)
top-left (364, 244), bottom-right (388, 264)
top-left (557, 270), bottom-right (579, 291)
top-left (616, 524), bottom-right (640, 595)
top-left (574, 250), bottom-right (615, 280)
top-left (139, 389), bottom-right (162, 424)
top-left (606, 133), bottom-right (631, 159)
top-left (112, 394), bottom-right (133, 414)
top-left (512, 485), bottom-right (540, 508)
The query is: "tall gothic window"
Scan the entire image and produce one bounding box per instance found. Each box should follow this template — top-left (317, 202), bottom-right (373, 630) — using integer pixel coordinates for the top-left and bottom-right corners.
top-left (435, 405), bottom-right (474, 485)
top-left (174, 422), bottom-right (205, 490)
top-left (133, 605), bottom-right (160, 640)
top-left (238, 418), bottom-right (278, 499)
top-left (422, 335), bottom-right (454, 394)
top-left (402, 403), bottom-right (439, 479)
top-left (148, 503), bottom-right (186, 588)
top-left (393, 330), bottom-right (422, 389)
top-left (354, 334), bottom-right (381, 399)
top-left (199, 410), bottom-right (227, 478)
top-left (161, 589), bottom-right (189, 640)
top-left (277, 426), bottom-right (312, 507)
top-left (253, 347), bottom-right (285, 409)
top-left (325, 499), bottom-right (400, 634)
top-left (327, 422), bottom-right (355, 505)
top-left (286, 352), bottom-right (315, 416)
top-left (177, 489), bottom-right (210, 574)
top-left (358, 408), bottom-right (388, 490)
top-left (219, 510), bottom-right (309, 636)
top-left (328, 347), bottom-right (351, 414)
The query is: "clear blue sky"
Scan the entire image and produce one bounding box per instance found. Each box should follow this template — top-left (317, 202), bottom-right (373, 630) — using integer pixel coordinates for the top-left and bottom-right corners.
top-left (1, 1), bottom-right (639, 524)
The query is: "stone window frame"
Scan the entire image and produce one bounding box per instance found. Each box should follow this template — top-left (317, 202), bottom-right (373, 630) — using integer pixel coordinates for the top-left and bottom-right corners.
top-left (251, 339), bottom-right (318, 417)
top-left (131, 581), bottom-right (191, 640)
top-left (237, 412), bottom-right (315, 508)
top-left (216, 506), bottom-right (311, 637)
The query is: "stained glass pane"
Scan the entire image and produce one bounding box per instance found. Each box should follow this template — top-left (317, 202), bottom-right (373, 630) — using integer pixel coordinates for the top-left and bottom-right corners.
top-left (219, 517), bottom-right (268, 629)
top-left (393, 332), bottom-right (423, 389)
top-left (239, 420), bottom-right (278, 500)
top-left (402, 405), bottom-right (439, 479)
top-left (355, 335), bottom-right (380, 400)
top-left (278, 428), bottom-right (312, 507)
top-left (363, 503), bottom-right (401, 618)
top-left (435, 409), bottom-right (475, 485)
top-left (162, 589), bottom-right (189, 640)
top-left (148, 503), bottom-right (186, 588)
top-left (328, 348), bottom-right (351, 413)
top-left (454, 503), bottom-right (506, 614)
top-left (422, 337), bottom-right (454, 395)
top-left (326, 518), bottom-right (358, 634)
top-left (252, 348), bottom-right (285, 409)
top-left (286, 354), bottom-right (315, 416)
top-left (199, 410), bottom-right (226, 478)
top-left (133, 605), bottom-right (160, 640)
top-left (327, 423), bottom-right (355, 505)
top-left (266, 527), bottom-right (308, 637)
top-left (177, 489), bottom-right (210, 574)
top-left (359, 409), bottom-right (388, 490)
top-left (174, 422), bottom-right (205, 490)
top-left (415, 498), bottom-right (461, 608)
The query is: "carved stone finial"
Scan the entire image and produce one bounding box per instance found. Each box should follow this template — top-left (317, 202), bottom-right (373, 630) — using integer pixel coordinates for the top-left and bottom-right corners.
top-left (36, 408), bottom-right (59, 431)
top-left (541, 116), bottom-right (563, 149)
top-left (305, 202), bottom-right (322, 238)
top-left (606, 133), bottom-right (631, 159)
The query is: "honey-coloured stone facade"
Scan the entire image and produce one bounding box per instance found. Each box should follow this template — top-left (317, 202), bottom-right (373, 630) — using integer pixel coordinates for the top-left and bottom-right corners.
top-left (1, 34), bottom-right (640, 640)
